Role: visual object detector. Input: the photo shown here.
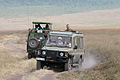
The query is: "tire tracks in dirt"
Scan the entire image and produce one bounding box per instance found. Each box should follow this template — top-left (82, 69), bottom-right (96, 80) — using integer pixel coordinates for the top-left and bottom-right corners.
top-left (3, 39), bottom-right (58, 80)
top-left (39, 71), bottom-right (57, 80)
top-left (7, 75), bottom-right (23, 80)
top-left (4, 39), bottom-right (26, 54)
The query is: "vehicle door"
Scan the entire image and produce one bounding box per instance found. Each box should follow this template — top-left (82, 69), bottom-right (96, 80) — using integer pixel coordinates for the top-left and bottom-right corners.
top-left (73, 36), bottom-right (79, 63)
top-left (73, 36), bottom-right (84, 63)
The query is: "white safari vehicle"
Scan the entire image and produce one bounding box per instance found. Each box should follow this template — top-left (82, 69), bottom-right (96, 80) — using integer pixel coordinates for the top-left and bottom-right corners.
top-left (36, 31), bottom-right (85, 71)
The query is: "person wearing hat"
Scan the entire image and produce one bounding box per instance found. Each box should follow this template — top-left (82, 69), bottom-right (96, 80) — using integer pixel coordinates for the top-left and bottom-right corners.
top-left (65, 24), bottom-right (74, 32)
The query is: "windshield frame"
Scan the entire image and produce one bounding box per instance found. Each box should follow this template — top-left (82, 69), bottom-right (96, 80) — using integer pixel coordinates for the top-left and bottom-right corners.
top-left (45, 35), bottom-right (72, 48)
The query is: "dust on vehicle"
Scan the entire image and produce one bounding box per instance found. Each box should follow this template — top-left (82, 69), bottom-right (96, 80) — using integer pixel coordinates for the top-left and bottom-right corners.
top-left (36, 30), bottom-right (85, 71)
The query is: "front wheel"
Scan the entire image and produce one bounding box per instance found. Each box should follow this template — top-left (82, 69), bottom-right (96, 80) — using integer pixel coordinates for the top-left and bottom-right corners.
top-left (64, 59), bottom-right (72, 71)
top-left (78, 55), bottom-right (84, 69)
top-left (37, 61), bottom-right (42, 70)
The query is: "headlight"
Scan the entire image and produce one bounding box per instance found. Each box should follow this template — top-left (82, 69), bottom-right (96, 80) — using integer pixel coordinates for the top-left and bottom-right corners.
top-left (60, 52), bottom-right (64, 56)
top-left (42, 51), bottom-right (46, 55)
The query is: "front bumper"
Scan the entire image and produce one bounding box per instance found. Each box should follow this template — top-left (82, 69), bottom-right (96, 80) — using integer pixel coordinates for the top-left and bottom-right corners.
top-left (36, 55), bottom-right (68, 63)
top-left (36, 50), bottom-right (70, 63)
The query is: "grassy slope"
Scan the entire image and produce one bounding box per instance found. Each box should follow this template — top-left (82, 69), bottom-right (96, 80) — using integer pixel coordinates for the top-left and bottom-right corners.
top-left (0, 30), bottom-right (55, 80)
top-left (0, 31), bottom-right (36, 80)
top-left (57, 29), bottom-right (120, 80)
top-left (0, 28), bottom-right (120, 80)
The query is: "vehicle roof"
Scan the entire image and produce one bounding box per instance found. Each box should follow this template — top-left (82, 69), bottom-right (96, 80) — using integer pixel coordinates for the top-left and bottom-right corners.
top-left (49, 31), bottom-right (83, 37)
top-left (32, 22), bottom-right (52, 25)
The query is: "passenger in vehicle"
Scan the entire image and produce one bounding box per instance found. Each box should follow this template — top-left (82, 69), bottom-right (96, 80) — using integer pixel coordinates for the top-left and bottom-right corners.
top-left (65, 24), bottom-right (75, 32)
top-left (37, 24), bottom-right (42, 30)
top-left (45, 24), bottom-right (50, 30)
top-left (67, 42), bottom-right (72, 48)
top-left (57, 37), bottom-right (64, 46)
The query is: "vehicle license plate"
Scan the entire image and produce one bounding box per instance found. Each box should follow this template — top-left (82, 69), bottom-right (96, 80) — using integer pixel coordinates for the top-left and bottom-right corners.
top-left (36, 58), bottom-right (45, 61)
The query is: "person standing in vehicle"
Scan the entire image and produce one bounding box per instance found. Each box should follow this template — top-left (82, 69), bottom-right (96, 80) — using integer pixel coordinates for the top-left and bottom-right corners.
top-left (65, 24), bottom-right (75, 32)
top-left (65, 24), bottom-right (72, 31)
top-left (45, 24), bottom-right (50, 30)
top-left (37, 24), bottom-right (42, 30)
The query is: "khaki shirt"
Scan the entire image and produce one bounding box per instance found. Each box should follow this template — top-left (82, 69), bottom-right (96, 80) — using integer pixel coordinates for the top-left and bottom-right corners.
top-left (65, 29), bottom-right (75, 32)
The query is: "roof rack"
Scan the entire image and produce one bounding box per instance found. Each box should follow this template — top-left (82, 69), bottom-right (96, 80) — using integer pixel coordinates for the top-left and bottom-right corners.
top-left (50, 31), bottom-right (73, 35)
top-left (32, 22), bottom-right (52, 25)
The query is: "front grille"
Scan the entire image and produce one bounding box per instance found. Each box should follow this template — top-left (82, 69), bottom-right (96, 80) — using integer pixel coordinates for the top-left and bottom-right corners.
top-left (46, 51), bottom-right (58, 60)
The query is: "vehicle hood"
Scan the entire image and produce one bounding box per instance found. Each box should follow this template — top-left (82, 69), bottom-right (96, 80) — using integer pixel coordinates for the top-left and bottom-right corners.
top-left (42, 46), bottom-right (73, 52)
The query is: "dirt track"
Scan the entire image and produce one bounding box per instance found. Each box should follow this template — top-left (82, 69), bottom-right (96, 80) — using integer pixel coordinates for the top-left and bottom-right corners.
top-left (0, 33), bottom-right (58, 80)
top-left (7, 70), bottom-right (57, 80)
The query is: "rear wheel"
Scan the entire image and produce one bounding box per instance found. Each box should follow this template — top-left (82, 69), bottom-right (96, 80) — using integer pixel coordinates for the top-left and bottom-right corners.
top-left (37, 61), bottom-right (42, 70)
top-left (64, 59), bottom-right (72, 71)
top-left (28, 53), bottom-right (32, 59)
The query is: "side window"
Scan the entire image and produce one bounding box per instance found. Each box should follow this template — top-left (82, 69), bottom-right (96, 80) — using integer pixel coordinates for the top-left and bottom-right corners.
top-left (73, 37), bottom-right (77, 47)
top-left (80, 37), bottom-right (84, 49)
top-left (75, 37), bottom-right (77, 46)
top-left (74, 36), bottom-right (84, 49)
top-left (77, 37), bottom-right (80, 49)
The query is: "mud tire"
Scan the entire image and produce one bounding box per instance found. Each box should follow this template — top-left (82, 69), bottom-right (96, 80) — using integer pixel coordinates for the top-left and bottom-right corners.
top-left (28, 53), bottom-right (32, 59)
top-left (28, 38), bottom-right (39, 49)
top-left (64, 59), bottom-right (72, 71)
top-left (78, 55), bottom-right (84, 69)
top-left (37, 61), bottom-right (42, 70)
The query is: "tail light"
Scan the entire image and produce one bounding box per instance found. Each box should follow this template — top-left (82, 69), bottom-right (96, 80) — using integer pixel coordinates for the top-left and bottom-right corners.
top-left (45, 30), bottom-right (48, 33)
top-left (32, 30), bottom-right (35, 32)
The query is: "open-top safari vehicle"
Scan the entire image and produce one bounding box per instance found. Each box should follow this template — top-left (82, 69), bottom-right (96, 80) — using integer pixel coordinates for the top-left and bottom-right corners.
top-left (36, 30), bottom-right (85, 71)
top-left (27, 22), bottom-right (52, 59)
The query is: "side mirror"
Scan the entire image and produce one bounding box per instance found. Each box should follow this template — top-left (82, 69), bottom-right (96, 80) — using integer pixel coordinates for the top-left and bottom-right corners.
top-left (74, 45), bottom-right (77, 49)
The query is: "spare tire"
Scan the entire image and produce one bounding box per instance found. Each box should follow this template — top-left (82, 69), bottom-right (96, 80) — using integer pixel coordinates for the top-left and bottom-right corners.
top-left (28, 38), bottom-right (39, 48)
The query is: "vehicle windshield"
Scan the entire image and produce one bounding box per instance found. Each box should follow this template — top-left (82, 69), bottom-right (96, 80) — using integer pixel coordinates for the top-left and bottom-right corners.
top-left (34, 24), bottom-right (51, 30)
top-left (46, 35), bottom-right (72, 48)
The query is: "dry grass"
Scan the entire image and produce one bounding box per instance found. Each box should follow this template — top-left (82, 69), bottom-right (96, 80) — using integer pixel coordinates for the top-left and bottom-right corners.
top-left (0, 28), bottom-right (120, 80)
top-left (21, 70), bottom-right (54, 80)
top-left (53, 26), bottom-right (120, 30)
top-left (0, 31), bottom-right (36, 80)
top-left (57, 28), bottom-right (120, 80)
top-left (0, 30), bottom-right (55, 80)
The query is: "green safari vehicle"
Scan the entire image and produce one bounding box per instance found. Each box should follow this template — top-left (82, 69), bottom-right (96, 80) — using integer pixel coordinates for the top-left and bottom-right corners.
top-left (36, 30), bottom-right (85, 71)
top-left (27, 22), bottom-right (52, 59)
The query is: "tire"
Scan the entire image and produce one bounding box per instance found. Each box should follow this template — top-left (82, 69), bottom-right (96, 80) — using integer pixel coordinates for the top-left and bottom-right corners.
top-left (78, 55), bottom-right (84, 69)
top-left (28, 38), bottom-right (39, 49)
top-left (64, 59), bottom-right (72, 71)
top-left (28, 53), bottom-right (32, 59)
top-left (37, 60), bottom-right (42, 70)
